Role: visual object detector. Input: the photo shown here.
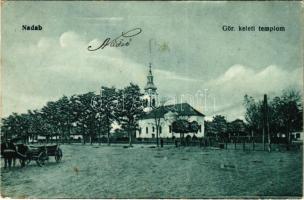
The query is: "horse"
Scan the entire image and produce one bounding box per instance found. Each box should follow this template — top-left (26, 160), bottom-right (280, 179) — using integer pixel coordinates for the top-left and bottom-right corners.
top-left (15, 144), bottom-right (29, 167)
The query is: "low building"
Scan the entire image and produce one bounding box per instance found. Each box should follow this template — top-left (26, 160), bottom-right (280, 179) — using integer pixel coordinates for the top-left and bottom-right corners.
top-left (137, 103), bottom-right (205, 139)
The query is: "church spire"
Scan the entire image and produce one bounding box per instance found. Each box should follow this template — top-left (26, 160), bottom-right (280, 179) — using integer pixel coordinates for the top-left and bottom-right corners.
top-left (143, 39), bottom-right (158, 112)
top-left (144, 62), bottom-right (157, 91)
top-left (149, 62), bottom-right (152, 74)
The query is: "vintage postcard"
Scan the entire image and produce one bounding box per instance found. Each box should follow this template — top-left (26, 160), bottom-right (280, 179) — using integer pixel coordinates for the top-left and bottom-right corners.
top-left (1, 1), bottom-right (303, 199)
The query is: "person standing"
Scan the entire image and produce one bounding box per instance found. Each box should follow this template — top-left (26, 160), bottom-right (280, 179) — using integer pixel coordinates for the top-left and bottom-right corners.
top-left (1, 139), bottom-right (16, 169)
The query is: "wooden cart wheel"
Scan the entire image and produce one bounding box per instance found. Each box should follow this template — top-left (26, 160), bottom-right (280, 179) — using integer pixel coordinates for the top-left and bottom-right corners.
top-left (36, 151), bottom-right (48, 167)
top-left (55, 148), bottom-right (62, 162)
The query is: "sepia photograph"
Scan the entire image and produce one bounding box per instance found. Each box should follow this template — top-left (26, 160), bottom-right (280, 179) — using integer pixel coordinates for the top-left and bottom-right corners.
top-left (1, 1), bottom-right (303, 199)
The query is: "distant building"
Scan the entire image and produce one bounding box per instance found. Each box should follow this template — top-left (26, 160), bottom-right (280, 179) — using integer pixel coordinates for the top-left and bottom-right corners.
top-left (136, 64), bottom-right (205, 139)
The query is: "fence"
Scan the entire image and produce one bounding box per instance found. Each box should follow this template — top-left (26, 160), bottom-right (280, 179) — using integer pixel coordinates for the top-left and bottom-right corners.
top-left (135, 136), bottom-right (302, 151)
top-left (30, 135), bottom-right (302, 151)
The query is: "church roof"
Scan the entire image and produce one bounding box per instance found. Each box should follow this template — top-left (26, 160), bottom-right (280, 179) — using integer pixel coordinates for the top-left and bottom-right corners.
top-left (141, 103), bottom-right (205, 119)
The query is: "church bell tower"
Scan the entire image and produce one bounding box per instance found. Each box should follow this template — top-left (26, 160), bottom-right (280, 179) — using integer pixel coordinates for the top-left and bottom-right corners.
top-left (143, 63), bottom-right (158, 112)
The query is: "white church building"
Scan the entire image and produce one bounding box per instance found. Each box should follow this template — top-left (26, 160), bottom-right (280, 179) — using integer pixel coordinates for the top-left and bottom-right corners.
top-left (136, 64), bottom-right (205, 139)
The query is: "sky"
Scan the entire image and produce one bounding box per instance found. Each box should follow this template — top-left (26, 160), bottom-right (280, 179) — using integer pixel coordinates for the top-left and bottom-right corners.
top-left (1, 1), bottom-right (303, 121)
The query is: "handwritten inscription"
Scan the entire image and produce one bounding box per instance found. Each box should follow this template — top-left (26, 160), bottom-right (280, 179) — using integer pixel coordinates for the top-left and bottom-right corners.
top-left (87, 28), bottom-right (142, 51)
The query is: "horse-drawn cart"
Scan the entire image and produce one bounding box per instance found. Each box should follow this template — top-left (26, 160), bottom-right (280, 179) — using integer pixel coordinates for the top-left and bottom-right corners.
top-left (17, 144), bottom-right (62, 167)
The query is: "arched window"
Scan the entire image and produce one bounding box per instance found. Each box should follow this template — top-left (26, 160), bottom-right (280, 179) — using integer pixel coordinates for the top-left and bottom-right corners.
top-left (152, 126), bottom-right (155, 132)
top-left (152, 98), bottom-right (156, 107)
top-left (144, 99), bottom-right (148, 107)
top-left (159, 126), bottom-right (162, 134)
top-left (146, 127), bottom-right (148, 134)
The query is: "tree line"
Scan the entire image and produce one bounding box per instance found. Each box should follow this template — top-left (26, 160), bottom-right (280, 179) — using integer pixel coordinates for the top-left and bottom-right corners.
top-left (1, 83), bottom-right (144, 146)
top-left (1, 85), bottom-right (302, 146)
top-left (205, 116), bottom-right (246, 138)
top-left (205, 89), bottom-right (302, 145)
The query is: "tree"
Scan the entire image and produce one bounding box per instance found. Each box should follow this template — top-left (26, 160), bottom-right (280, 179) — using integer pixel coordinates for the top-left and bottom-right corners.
top-left (11, 113), bottom-right (32, 143)
top-left (1, 110), bottom-right (51, 143)
top-left (211, 115), bottom-right (228, 138)
top-left (2, 113), bottom-right (21, 140)
top-left (244, 89), bottom-right (303, 147)
top-left (56, 96), bottom-right (74, 143)
top-left (244, 94), bottom-right (263, 135)
top-left (116, 83), bottom-right (144, 147)
top-left (99, 86), bottom-right (118, 145)
top-left (71, 92), bottom-right (98, 144)
top-left (150, 98), bottom-right (169, 147)
top-left (271, 89), bottom-right (302, 144)
top-left (172, 119), bottom-right (190, 137)
top-left (41, 101), bottom-right (62, 142)
top-left (228, 119), bottom-right (247, 137)
top-left (172, 119), bottom-right (199, 145)
top-left (27, 110), bottom-right (51, 143)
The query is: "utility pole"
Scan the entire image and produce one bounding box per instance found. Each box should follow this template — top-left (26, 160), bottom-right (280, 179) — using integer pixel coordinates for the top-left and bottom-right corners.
top-left (252, 129), bottom-right (255, 150)
top-left (264, 94), bottom-right (271, 152)
top-left (263, 94), bottom-right (271, 152)
top-left (262, 111), bottom-right (265, 151)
